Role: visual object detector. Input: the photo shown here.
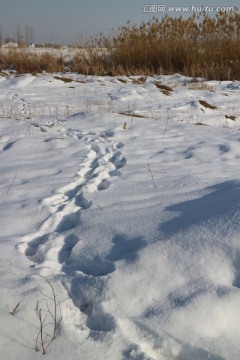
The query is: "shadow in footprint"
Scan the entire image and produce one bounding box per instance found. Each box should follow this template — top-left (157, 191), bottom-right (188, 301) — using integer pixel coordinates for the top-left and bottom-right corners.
top-left (86, 302), bottom-right (116, 333)
top-left (109, 169), bottom-right (121, 177)
top-left (219, 144), bottom-right (230, 154)
top-left (98, 179), bottom-right (111, 191)
top-left (55, 211), bottom-right (80, 233)
top-left (106, 234), bottom-right (147, 262)
top-left (65, 255), bottom-right (116, 277)
top-left (67, 275), bottom-right (105, 308)
top-left (231, 250), bottom-right (240, 289)
top-left (233, 277), bottom-right (240, 288)
top-left (65, 184), bottom-right (84, 200)
top-left (3, 141), bottom-right (16, 151)
top-left (60, 230), bottom-right (116, 276)
top-left (110, 151), bottom-right (127, 169)
top-left (25, 234), bottom-right (50, 262)
top-left (58, 233), bottom-right (79, 263)
top-left (64, 274), bottom-right (115, 334)
top-left (74, 193), bottom-right (92, 209)
top-left (122, 344), bottom-right (147, 360)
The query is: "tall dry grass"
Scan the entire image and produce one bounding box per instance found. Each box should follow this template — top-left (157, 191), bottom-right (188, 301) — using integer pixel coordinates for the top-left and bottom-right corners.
top-left (107, 10), bottom-right (240, 80)
top-left (0, 49), bottom-right (65, 74)
top-left (1, 10), bottom-right (240, 80)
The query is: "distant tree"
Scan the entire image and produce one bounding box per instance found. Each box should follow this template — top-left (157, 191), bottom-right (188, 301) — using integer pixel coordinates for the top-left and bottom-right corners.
top-left (25, 24), bottom-right (29, 45)
top-left (16, 24), bottom-right (25, 46)
top-left (16, 24), bottom-right (21, 44)
top-left (24, 24), bottom-right (34, 46)
top-left (29, 25), bottom-right (34, 44)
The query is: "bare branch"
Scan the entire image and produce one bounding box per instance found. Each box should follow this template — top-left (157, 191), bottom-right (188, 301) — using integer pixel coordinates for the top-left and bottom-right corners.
top-left (6, 172), bottom-right (17, 194)
top-left (35, 275), bottom-right (62, 354)
top-left (145, 163), bottom-right (157, 190)
top-left (9, 301), bottom-right (20, 315)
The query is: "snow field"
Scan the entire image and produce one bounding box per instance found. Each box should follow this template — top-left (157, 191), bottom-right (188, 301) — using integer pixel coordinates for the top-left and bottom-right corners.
top-left (0, 72), bottom-right (240, 359)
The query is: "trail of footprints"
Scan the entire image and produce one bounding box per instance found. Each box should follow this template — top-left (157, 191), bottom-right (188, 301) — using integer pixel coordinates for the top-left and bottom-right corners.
top-left (13, 106), bottom-right (151, 351)
top-left (18, 130), bottom-right (126, 268)
top-left (15, 122), bottom-right (177, 357)
top-left (17, 128), bottom-right (128, 334)
top-left (16, 126), bottom-right (128, 336)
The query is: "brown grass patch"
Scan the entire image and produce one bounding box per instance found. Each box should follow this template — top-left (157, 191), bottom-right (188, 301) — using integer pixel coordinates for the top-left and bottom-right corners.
top-left (154, 82), bottom-right (173, 95)
top-left (117, 78), bottom-right (128, 83)
top-left (225, 115), bottom-right (236, 120)
top-left (54, 76), bottom-right (73, 83)
top-left (119, 111), bottom-right (148, 118)
top-left (130, 76), bottom-right (147, 84)
top-left (54, 76), bottom-right (86, 84)
top-left (0, 49), bottom-right (65, 74)
top-left (199, 100), bottom-right (217, 109)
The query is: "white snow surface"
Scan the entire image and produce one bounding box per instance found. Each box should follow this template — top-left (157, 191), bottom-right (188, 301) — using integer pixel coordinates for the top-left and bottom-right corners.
top-left (0, 72), bottom-right (240, 359)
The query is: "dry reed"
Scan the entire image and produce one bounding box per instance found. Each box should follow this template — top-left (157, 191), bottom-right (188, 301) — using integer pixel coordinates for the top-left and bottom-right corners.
top-left (0, 10), bottom-right (239, 80)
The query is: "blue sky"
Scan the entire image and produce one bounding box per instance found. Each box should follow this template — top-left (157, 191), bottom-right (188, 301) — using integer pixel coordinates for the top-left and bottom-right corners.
top-left (0, 0), bottom-right (239, 44)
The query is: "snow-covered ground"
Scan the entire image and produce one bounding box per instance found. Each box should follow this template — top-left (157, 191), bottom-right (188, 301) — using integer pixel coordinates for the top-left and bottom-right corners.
top-left (0, 72), bottom-right (240, 359)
